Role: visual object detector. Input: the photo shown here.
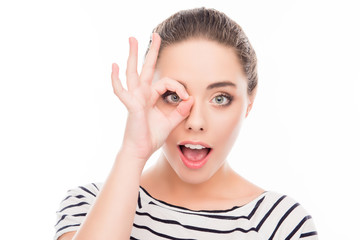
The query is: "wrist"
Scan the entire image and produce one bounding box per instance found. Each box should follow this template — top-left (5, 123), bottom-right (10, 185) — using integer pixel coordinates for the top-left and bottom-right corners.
top-left (120, 140), bottom-right (153, 161)
top-left (115, 145), bottom-right (148, 171)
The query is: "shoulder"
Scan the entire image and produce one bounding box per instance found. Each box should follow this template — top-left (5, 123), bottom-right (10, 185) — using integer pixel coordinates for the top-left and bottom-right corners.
top-left (54, 182), bottom-right (104, 240)
top-left (256, 191), bottom-right (318, 239)
top-left (66, 182), bottom-right (103, 200)
top-left (57, 182), bottom-right (104, 212)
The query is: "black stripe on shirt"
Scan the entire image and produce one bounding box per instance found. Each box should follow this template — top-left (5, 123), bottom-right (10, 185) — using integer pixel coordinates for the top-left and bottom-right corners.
top-left (79, 186), bottom-right (96, 197)
top-left (136, 195), bottom-right (287, 235)
top-left (92, 182), bottom-right (99, 191)
top-left (55, 215), bottom-right (66, 227)
top-left (141, 187), bottom-right (267, 214)
top-left (147, 195), bottom-right (265, 220)
top-left (59, 201), bottom-right (89, 212)
top-left (56, 223), bottom-right (81, 233)
top-left (255, 195), bottom-right (287, 230)
top-left (133, 223), bottom-right (196, 240)
top-left (268, 203), bottom-right (300, 240)
top-left (134, 195), bottom-right (298, 237)
top-left (300, 231), bottom-right (318, 238)
top-left (55, 213), bottom-right (87, 226)
top-left (136, 211), bottom-right (259, 234)
top-left (285, 215), bottom-right (313, 240)
top-left (61, 194), bottom-right (86, 202)
top-left (73, 213), bottom-right (87, 217)
top-left (138, 192), bottom-right (142, 209)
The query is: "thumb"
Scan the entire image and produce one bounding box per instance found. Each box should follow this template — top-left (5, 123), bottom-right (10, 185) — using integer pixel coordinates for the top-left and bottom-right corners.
top-left (167, 96), bottom-right (194, 128)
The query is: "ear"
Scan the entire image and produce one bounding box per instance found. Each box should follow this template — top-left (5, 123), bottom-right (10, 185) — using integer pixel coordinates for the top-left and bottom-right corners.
top-left (245, 87), bottom-right (257, 118)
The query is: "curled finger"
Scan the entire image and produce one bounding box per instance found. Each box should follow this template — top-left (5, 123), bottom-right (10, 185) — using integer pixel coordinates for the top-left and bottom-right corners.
top-left (167, 96), bottom-right (194, 129)
top-left (151, 77), bottom-right (190, 106)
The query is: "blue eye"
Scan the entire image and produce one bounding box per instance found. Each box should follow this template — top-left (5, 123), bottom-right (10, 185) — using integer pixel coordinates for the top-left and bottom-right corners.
top-left (162, 91), bottom-right (182, 104)
top-left (211, 94), bottom-right (232, 106)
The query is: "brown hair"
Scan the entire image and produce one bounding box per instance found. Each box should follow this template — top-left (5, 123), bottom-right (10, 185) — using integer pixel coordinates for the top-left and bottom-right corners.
top-left (145, 7), bottom-right (258, 95)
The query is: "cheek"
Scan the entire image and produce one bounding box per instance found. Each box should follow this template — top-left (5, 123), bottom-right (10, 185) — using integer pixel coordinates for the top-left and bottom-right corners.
top-left (211, 108), bottom-right (244, 144)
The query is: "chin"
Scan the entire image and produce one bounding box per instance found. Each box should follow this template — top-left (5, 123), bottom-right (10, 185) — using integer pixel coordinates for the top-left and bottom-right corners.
top-left (175, 168), bottom-right (214, 185)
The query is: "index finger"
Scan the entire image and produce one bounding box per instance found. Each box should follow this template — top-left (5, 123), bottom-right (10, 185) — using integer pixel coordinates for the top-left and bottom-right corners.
top-left (139, 32), bottom-right (161, 84)
top-left (150, 77), bottom-right (189, 106)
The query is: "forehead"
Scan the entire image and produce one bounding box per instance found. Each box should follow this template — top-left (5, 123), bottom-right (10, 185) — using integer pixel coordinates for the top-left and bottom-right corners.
top-left (154, 39), bottom-right (247, 87)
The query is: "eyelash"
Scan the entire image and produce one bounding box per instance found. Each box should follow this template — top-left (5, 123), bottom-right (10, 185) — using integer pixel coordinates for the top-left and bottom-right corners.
top-left (161, 91), bottom-right (182, 104)
top-left (161, 91), bottom-right (233, 107)
top-left (211, 93), bottom-right (233, 107)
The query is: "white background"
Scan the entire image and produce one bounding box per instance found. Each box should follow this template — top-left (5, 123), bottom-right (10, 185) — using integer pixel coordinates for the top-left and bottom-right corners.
top-left (0, 0), bottom-right (359, 239)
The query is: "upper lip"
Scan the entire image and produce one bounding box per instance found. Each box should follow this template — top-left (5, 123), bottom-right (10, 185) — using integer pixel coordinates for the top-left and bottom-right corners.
top-left (178, 140), bottom-right (212, 148)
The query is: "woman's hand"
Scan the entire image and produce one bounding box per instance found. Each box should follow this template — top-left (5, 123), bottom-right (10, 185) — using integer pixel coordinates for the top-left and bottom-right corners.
top-left (111, 33), bottom-right (194, 164)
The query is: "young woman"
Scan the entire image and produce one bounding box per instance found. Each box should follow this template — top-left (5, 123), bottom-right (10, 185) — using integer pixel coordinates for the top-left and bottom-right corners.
top-left (54, 7), bottom-right (318, 240)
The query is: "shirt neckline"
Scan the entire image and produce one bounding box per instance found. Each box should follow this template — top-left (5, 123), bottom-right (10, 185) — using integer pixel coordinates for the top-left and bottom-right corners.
top-left (139, 185), bottom-right (268, 214)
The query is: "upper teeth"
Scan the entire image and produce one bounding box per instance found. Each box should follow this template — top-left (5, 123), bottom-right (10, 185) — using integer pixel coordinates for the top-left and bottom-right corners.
top-left (184, 144), bottom-right (206, 149)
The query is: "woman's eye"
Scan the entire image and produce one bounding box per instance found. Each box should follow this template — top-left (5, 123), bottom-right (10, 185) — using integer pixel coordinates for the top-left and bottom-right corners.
top-left (162, 91), bottom-right (182, 104)
top-left (211, 94), bottom-right (232, 106)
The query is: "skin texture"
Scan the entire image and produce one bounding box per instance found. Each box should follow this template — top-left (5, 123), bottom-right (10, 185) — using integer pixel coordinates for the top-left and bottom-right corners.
top-left (140, 39), bottom-right (263, 211)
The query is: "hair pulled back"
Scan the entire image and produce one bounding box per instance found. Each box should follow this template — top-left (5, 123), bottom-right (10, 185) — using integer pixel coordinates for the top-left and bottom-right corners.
top-left (145, 7), bottom-right (258, 95)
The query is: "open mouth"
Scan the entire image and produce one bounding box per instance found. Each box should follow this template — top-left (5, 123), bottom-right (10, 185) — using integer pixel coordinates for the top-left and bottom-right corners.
top-left (179, 145), bottom-right (211, 160)
top-left (178, 144), bottom-right (212, 169)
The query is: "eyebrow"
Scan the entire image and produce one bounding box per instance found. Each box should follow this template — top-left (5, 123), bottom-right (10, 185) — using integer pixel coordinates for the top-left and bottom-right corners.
top-left (206, 81), bottom-right (236, 90)
top-left (177, 80), bottom-right (236, 90)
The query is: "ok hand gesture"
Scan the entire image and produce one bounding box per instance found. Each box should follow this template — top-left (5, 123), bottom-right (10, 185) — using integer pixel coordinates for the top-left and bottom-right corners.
top-left (111, 33), bottom-right (194, 164)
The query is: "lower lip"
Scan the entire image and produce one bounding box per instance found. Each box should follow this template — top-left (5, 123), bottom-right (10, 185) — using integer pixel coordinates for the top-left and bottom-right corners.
top-left (178, 146), bottom-right (212, 169)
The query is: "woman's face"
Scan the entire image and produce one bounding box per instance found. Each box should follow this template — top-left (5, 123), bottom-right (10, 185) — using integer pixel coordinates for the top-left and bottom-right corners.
top-left (154, 38), bottom-right (255, 184)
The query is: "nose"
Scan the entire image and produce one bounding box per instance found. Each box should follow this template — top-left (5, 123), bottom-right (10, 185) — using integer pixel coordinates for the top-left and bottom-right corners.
top-left (185, 99), bottom-right (206, 132)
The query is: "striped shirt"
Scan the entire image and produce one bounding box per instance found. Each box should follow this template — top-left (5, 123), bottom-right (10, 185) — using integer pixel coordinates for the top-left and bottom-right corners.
top-left (54, 182), bottom-right (318, 240)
